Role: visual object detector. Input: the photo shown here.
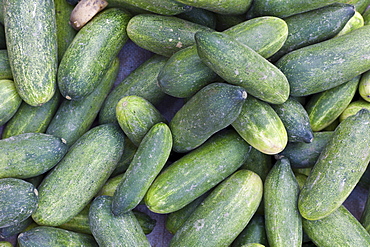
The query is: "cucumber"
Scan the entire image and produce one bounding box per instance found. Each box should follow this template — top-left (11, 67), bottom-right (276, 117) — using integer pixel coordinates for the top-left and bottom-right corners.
top-left (231, 214), bottom-right (269, 247)
top-left (0, 79), bottom-right (22, 126)
top-left (359, 70), bottom-right (370, 102)
top-left (298, 109), bottom-right (370, 220)
top-left (3, 0), bottom-right (57, 106)
top-left (127, 14), bottom-right (213, 57)
top-left (0, 178), bottom-right (38, 228)
top-left (112, 123), bottom-right (172, 214)
top-left (32, 124), bottom-right (125, 226)
top-left (145, 129), bottom-right (250, 214)
top-left (169, 82), bottom-right (247, 153)
top-left (99, 55), bottom-right (167, 124)
top-left (111, 136), bottom-right (138, 176)
top-left (240, 146), bottom-right (272, 182)
top-left (0, 50), bottom-right (12, 79)
top-left (276, 25), bottom-right (370, 97)
top-left (132, 210), bottom-right (156, 235)
top-left (0, 217), bottom-right (33, 238)
top-left (215, 13), bottom-right (247, 31)
top-left (176, 7), bottom-right (217, 29)
top-left (89, 196), bottom-right (150, 247)
top-left (174, 0), bottom-right (252, 15)
top-left (339, 99), bottom-right (370, 122)
top-left (195, 31), bottom-right (289, 104)
top-left (0, 133), bottom-right (68, 179)
top-left (335, 10), bottom-right (364, 37)
top-left (0, 242), bottom-right (12, 247)
top-left (17, 226), bottom-right (98, 247)
top-left (169, 170), bottom-right (263, 247)
top-left (305, 75), bottom-right (359, 131)
top-left (97, 173), bottom-right (125, 197)
top-left (264, 158), bottom-right (302, 247)
top-left (58, 8), bottom-right (131, 100)
top-left (232, 95), bottom-right (288, 155)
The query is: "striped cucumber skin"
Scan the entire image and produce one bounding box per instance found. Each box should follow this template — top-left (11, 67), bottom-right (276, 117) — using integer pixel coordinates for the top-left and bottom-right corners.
top-left (0, 79), bottom-right (22, 126)
top-left (17, 226), bottom-right (98, 247)
top-left (195, 31), bottom-right (289, 104)
top-left (170, 82), bottom-right (247, 153)
top-left (0, 50), bottom-right (12, 79)
top-left (89, 196), bottom-right (151, 247)
top-left (298, 109), bottom-right (370, 220)
top-left (58, 8), bottom-right (131, 100)
top-left (0, 133), bottom-right (68, 179)
top-left (106, 0), bottom-right (190, 15)
top-left (169, 170), bottom-right (263, 247)
top-left (276, 25), bottom-right (370, 97)
top-left (231, 214), bottom-right (269, 247)
top-left (32, 124), bottom-right (125, 226)
top-left (339, 99), bottom-right (370, 122)
top-left (0, 178), bottom-right (38, 228)
top-left (175, 0), bottom-right (252, 15)
top-left (264, 158), bottom-right (302, 247)
top-left (46, 58), bottom-right (119, 146)
top-left (112, 123), bottom-right (172, 214)
top-left (144, 129), bottom-right (250, 214)
top-left (4, 0), bottom-right (57, 106)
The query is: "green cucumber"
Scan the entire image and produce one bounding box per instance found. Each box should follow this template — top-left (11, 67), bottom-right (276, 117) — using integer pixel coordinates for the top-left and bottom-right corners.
top-left (305, 75), bottom-right (359, 131)
top-left (0, 24), bottom-right (5, 48)
top-left (276, 25), bottom-right (370, 97)
top-left (264, 158), bottom-right (302, 247)
top-left (131, 210), bottom-right (156, 235)
top-left (271, 97), bottom-right (313, 143)
top-left (127, 14), bottom-right (213, 57)
top-left (215, 13), bottom-right (247, 31)
top-left (115, 95), bottom-right (167, 146)
top-left (0, 79), bottom-right (22, 126)
top-left (17, 226), bottom-right (98, 247)
top-left (0, 242), bottom-right (12, 247)
top-left (298, 109), bottom-right (370, 220)
top-left (231, 214), bottom-right (269, 247)
top-left (0, 50), bottom-right (11, 79)
top-left (0, 178), bottom-right (38, 228)
top-left (335, 10), bottom-right (364, 37)
top-left (359, 69), bottom-right (370, 102)
top-left (89, 196), bottom-right (150, 247)
top-left (176, 7), bottom-right (217, 29)
top-left (339, 99), bottom-right (370, 122)
top-left (174, 0), bottom-right (252, 15)
top-left (99, 55), bottom-right (167, 124)
top-left (97, 173), bottom-right (125, 197)
top-left (0, 133), bottom-right (68, 179)
top-left (4, 0), bottom-right (57, 106)
top-left (46, 58), bottom-right (119, 146)
top-left (32, 124), bottom-right (124, 226)
top-left (144, 129), bottom-right (250, 214)
top-left (58, 8), bottom-right (130, 100)
top-left (195, 31), bottom-right (289, 104)
top-left (240, 147), bottom-right (272, 182)
top-left (232, 95), bottom-right (288, 155)
top-left (363, 7), bottom-right (370, 25)
top-left (0, 216), bottom-right (33, 238)
top-left (112, 123), bottom-right (172, 214)
top-left (111, 136), bottom-right (138, 177)
top-left (169, 82), bottom-right (247, 153)
top-left (169, 169), bottom-right (263, 247)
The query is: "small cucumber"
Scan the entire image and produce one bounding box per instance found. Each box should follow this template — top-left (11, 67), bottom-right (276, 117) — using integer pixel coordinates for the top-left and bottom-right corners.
top-left (359, 70), bottom-right (370, 102)
top-left (298, 109), bottom-right (370, 220)
top-left (0, 50), bottom-right (12, 79)
top-left (169, 170), bottom-right (263, 247)
top-left (174, 0), bottom-right (252, 15)
top-left (339, 99), bottom-right (370, 122)
top-left (0, 79), bottom-right (22, 126)
top-left (169, 82), bottom-right (247, 153)
top-left (231, 214), bottom-right (269, 247)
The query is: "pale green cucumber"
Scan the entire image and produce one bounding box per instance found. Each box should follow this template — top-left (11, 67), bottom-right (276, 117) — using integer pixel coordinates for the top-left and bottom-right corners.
top-left (0, 79), bottom-right (22, 126)
top-left (359, 70), bottom-right (370, 102)
top-left (339, 99), bottom-right (370, 121)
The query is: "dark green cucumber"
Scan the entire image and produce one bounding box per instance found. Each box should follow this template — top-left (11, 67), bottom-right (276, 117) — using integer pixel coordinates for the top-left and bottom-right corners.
top-left (231, 214), bottom-right (269, 247)
top-left (2, 89), bottom-right (60, 139)
top-left (106, 0), bottom-right (190, 15)
top-left (264, 158), bottom-right (302, 247)
top-left (112, 123), bottom-right (172, 214)
top-left (132, 210), bottom-right (156, 235)
top-left (176, 7), bottom-right (217, 29)
top-left (339, 99), bottom-right (370, 122)
top-left (232, 95), bottom-right (288, 155)
top-left (58, 8), bottom-right (130, 100)
top-left (17, 226), bottom-right (98, 247)
top-left (4, 0), bottom-right (57, 106)
top-left (0, 178), bottom-right (38, 228)
top-left (115, 95), bottom-right (167, 146)
top-left (334, 10), bottom-right (364, 37)
top-left (32, 124), bottom-right (124, 226)
top-left (0, 50), bottom-right (11, 79)
top-left (0, 24), bottom-right (5, 48)
top-left (195, 31), bottom-right (289, 104)
top-left (298, 109), bottom-right (370, 220)
top-left (174, 0), bottom-right (252, 15)
top-left (127, 14), bottom-right (213, 57)
top-left (0, 133), bottom-right (68, 179)
top-left (169, 170), bottom-right (263, 247)
top-left (46, 58), bottom-right (119, 146)
top-left (170, 82), bottom-right (247, 153)
top-left (215, 13), bottom-right (247, 31)
top-left (144, 129), bottom-right (250, 214)
top-left (0, 79), bottom-right (22, 126)
top-left (271, 96), bottom-right (313, 143)
top-left (240, 146), bottom-right (272, 182)
top-left (276, 25), bottom-right (370, 97)
top-left (305, 75), bottom-right (359, 131)
top-left (0, 216), bottom-right (33, 238)
top-left (89, 196), bottom-right (150, 247)
top-left (110, 136), bottom-right (138, 177)
top-left (99, 55), bottom-right (167, 124)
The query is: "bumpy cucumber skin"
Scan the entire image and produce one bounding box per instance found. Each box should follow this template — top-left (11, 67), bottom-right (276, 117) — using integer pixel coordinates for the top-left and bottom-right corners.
top-left (195, 31), bottom-right (289, 104)
top-left (144, 129), bottom-right (250, 214)
top-left (170, 82), bottom-right (247, 153)
top-left (169, 170), bottom-right (263, 247)
top-left (17, 226), bottom-right (98, 247)
top-left (58, 8), bottom-right (130, 100)
top-left (32, 124), bottom-right (125, 226)
top-left (175, 0), bottom-right (252, 15)
top-left (106, 0), bottom-right (190, 15)
top-left (0, 178), bottom-right (38, 228)
top-left (0, 50), bottom-right (12, 79)
top-left (276, 25), bottom-right (370, 97)
top-left (89, 196), bottom-right (151, 247)
top-left (264, 158), bottom-right (302, 247)
top-left (0, 79), bottom-right (22, 126)
top-left (4, 0), bottom-right (57, 106)
top-left (112, 123), bottom-right (172, 214)
top-left (298, 109), bottom-right (370, 220)
top-left (231, 214), bottom-right (269, 247)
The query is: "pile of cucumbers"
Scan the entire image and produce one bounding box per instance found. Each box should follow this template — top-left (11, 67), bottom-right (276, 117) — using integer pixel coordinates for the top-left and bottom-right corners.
top-left (2, 0), bottom-right (370, 246)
